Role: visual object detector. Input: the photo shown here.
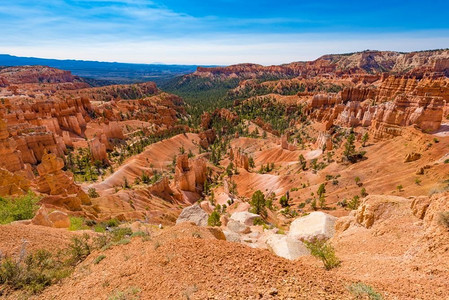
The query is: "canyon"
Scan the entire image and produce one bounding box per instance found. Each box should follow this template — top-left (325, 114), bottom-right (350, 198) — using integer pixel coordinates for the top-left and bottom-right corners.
top-left (1, 49), bottom-right (449, 299)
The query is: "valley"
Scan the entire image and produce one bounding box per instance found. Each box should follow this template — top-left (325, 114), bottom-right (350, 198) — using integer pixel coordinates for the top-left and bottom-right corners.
top-left (1, 49), bottom-right (449, 299)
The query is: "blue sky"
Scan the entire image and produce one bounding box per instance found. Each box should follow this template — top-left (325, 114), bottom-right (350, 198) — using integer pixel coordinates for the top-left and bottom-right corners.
top-left (0, 0), bottom-right (448, 65)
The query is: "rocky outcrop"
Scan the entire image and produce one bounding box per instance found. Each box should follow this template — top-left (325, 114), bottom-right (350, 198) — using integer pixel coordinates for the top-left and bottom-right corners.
top-left (266, 234), bottom-right (310, 260)
top-left (175, 154), bottom-right (207, 194)
top-left (230, 211), bottom-right (260, 226)
top-left (281, 135), bottom-right (296, 151)
top-left (0, 66), bottom-right (87, 85)
top-left (404, 152), bottom-right (422, 162)
top-left (0, 120), bottom-right (24, 172)
top-left (35, 152), bottom-right (91, 211)
top-left (288, 212), bottom-right (337, 241)
top-left (31, 206), bottom-right (70, 228)
top-left (355, 195), bottom-right (405, 228)
top-left (230, 147), bottom-right (250, 171)
top-left (198, 129), bottom-right (216, 149)
top-left (194, 50), bottom-right (449, 81)
top-left (200, 109), bottom-right (239, 130)
top-left (175, 203), bottom-right (208, 226)
top-left (0, 168), bottom-right (30, 196)
top-left (315, 132), bottom-right (332, 151)
top-left (88, 136), bottom-right (108, 163)
top-left (227, 219), bottom-right (251, 234)
top-left (102, 121), bottom-right (124, 140)
top-left (411, 196), bottom-right (431, 219)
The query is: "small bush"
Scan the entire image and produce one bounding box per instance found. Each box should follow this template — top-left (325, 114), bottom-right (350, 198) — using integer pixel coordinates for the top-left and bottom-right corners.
top-left (69, 217), bottom-right (88, 231)
top-left (0, 249), bottom-right (72, 294)
top-left (0, 192), bottom-right (40, 224)
top-left (347, 195), bottom-right (360, 210)
top-left (279, 195), bottom-right (289, 207)
top-left (108, 286), bottom-right (141, 300)
top-left (131, 231), bottom-right (149, 238)
top-left (111, 227), bottom-right (133, 242)
top-left (106, 218), bottom-right (120, 227)
top-left (67, 233), bottom-right (91, 265)
top-left (94, 224), bottom-right (107, 233)
top-left (304, 239), bottom-right (340, 270)
top-left (115, 238), bottom-right (130, 245)
top-left (253, 217), bottom-right (265, 225)
top-left (94, 255), bottom-right (106, 265)
top-left (207, 211), bottom-right (222, 227)
top-left (348, 282), bottom-right (383, 300)
top-left (88, 188), bottom-right (99, 198)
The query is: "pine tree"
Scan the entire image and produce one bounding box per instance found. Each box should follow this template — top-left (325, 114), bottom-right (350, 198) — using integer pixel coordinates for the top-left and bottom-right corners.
top-left (250, 190), bottom-right (267, 217)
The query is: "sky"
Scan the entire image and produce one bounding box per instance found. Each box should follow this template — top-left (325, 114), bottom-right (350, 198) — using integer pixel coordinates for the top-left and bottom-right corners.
top-left (0, 0), bottom-right (448, 65)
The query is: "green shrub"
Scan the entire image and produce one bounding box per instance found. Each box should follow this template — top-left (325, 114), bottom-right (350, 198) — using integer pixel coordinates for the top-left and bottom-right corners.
top-left (111, 227), bottom-right (133, 242)
top-left (94, 234), bottom-right (110, 249)
top-left (0, 248), bottom-right (72, 294)
top-left (69, 217), bottom-right (88, 231)
top-left (67, 233), bottom-right (91, 265)
top-left (348, 282), bottom-right (383, 300)
top-left (94, 224), bottom-right (107, 233)
top-left (0, 192), bottom-right (40, 224)
top-left (94, 255), bottom-right (106, 265)
top-left (253, 217), bottom-right (265, 225)
top-left (106, 218), bottom-right (120, 227)
top-left (347, 195), bottom-right (360, 210)
top-left (108, 286), bottom-right (141, 300)
top-left (279, 195), bottom-right (289, 207)
top-left (250, 190), bottom-right (267, 217)
top-left (115, 238), bottom-right (130, 245)
top-left (88, 188), bottom-right (99, 198)
top-left (207, 211), bottom-right (222, 227)
top-left (304, 239), bottom-right (340, 270)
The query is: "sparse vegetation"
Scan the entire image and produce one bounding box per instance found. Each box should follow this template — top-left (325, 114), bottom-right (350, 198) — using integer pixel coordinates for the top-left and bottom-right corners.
top-left (94, 254), bottom-right (106, 264)
top-left (0, 192), bottom-right (40, 224)
top-left (304, 239), bottom-right (340, 270)
top-left (348, 282), bottom-right (383, 300)
top-left (250, 190), bottom-right (267, 217)
top-left (347, 195), bottom-right (361, 210)
top-left (208, 210), bottom-right (222, 227)
top-left (88, 187), bottom-right (100, 198)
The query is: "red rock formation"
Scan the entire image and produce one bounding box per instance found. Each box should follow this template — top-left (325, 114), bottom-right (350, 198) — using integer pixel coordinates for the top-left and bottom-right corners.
top-left (370, 95), bottom-right (444, 139)
top-left (175, 154), bottom-right (207, 194)
top-left (0, 168), bottom-right (30, 196)
top-left (280, 135), bottom-right (297, 151)
top-left (198, 129), bottom-right (216, 149)
top-left (316, 132), bottom-right (332, 151)
top-left (88, 136), bottom-right (109, 164)
top-left (35, 153), bottom-right (91, 211)
top-left (0, 120), bottom-right (24, 172)
top-left (193, 50), bottom-right (449, 80)
top-left (0, 66), bottom-right (88, 85)
top-left (230, 147), bottom-right (249, 171)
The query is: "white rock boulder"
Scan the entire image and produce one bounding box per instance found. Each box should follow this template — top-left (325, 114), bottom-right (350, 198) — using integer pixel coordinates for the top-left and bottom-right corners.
top-left (223, 230), bottom-right (241, 243)
top-left (288, 211), bottom-right (337, 241)
top-left (266, 234), bottom-right (310, 260)
top-left (176, 203), bottom-right (208, 226)
top-left (227, 219), bottom-right (251, 234)
top-left (230, 211), bottom-right (260, 226)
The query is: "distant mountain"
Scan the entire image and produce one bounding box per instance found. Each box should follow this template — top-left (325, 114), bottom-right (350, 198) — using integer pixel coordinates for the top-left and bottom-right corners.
top-left (0, 54), bottom-right (200, 85)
